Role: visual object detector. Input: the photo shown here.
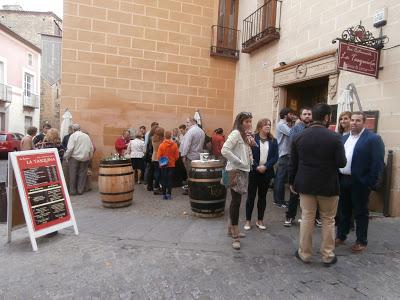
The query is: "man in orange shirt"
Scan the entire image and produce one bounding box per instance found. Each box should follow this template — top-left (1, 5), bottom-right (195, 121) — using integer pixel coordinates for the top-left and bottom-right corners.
top-left (157, 131), bottom-right (179, 200)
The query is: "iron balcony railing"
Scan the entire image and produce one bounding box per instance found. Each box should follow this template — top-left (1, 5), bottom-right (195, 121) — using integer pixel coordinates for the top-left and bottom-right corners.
top-left (0, 83), bottom-right (12, 102)
top-left (210, 25), bottom-right (240, 60)
top-left (23, 93), bottom-right (39, 109)
top-left (242, 0), bottom-right (282, 53)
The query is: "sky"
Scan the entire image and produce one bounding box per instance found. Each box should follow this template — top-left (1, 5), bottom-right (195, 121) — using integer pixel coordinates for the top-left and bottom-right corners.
top-left (0, 0), bottom-right (63, 19)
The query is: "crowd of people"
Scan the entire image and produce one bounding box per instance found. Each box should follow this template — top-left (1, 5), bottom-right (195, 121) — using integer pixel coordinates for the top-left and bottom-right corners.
top-left (222, 104), bottom-right (384, 266)
top-left (18, 104), bottom-right (385, 265)
top-left (20, 123), bottom-right (94, 196)
top-left (115, 118), bottom-right (226, 200)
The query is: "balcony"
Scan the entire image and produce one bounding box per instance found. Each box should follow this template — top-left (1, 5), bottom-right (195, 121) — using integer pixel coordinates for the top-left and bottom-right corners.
top-left (23, 93), bottom-right (39, 109)
top-left (242, 0), bottom-right (282, 53)
top-left (0, 83), bottom-right (12, 103)
top-left (210, 25), bottom-right (240, 60)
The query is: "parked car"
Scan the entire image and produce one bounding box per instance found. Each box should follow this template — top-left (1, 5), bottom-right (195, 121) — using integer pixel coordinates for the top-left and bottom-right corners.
top-left (0, 132), bottom-right (24, 157)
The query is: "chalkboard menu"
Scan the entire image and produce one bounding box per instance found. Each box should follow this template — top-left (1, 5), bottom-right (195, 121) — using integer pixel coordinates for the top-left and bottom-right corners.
top-left (16, 152), bottom-right (70, 230)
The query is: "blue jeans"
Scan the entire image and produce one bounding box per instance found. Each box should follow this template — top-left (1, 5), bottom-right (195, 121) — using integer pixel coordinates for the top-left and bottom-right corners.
top-left (160, 167), bottom-right (174, 195)
top-left (273, 155), bottom-right (290, 205)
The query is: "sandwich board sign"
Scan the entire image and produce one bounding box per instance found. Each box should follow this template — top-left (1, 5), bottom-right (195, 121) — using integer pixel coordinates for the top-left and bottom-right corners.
top-left (7, 149), bottom-right (78, 251)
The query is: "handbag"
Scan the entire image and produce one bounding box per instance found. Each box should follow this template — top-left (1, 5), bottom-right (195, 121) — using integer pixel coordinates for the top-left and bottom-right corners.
top-left (221, 169), bottom-right (238, 188)
top-left (159, 156), bottom-right (169, 167)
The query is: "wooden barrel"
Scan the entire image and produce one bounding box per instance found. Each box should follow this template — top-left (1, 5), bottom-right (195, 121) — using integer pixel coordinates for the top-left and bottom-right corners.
top-left (188, 160), bottom-right (226, 217)
top-left (98, 159), bottom-right (134, 208)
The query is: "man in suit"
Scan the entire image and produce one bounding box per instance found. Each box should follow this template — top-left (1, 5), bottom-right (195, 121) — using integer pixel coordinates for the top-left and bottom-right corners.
top-left (336, 112), bottom-right (385, 253)
top-left (290, 103), bottom-right (346, 266)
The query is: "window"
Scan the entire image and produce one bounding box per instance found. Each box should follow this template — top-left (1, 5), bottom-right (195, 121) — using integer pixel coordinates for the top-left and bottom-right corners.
top-left (217, 0), bottom-right (239, 49)
top-left (13, 133), bottom-right (23, 140)
top-left (0, 61), bottom-right (4, 83)
top-left (28, 53), bottom-right (33, 66)
top-left (24, 73), bottom-right (34, 97)
top-left (0, 112), bottom-right (5, 131)
top-left (242, 0), bottom-right (281, 53)
top-left (24, 116), bottom-right (33, 134)
top-left (262, 0), bottom-right (278, 30)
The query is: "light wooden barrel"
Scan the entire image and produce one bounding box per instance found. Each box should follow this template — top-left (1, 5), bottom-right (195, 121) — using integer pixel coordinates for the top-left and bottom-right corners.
top-left (188, 160), bottom-right (226, 218)
top-left (98, 159), bottom-right (134, 208)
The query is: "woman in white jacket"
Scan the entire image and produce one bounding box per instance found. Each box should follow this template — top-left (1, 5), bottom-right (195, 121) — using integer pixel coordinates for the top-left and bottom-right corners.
top-left (126, 133), bottom-right (145, 184)
top-left (221, 112), bottom-right (255, 250)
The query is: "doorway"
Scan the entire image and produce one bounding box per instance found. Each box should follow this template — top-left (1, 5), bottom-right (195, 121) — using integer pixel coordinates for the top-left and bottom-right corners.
top-left (286, 76), bottom-right (328, 114)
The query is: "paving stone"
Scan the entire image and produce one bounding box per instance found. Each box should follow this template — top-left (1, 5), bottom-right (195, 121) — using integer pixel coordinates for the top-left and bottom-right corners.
top-left (0, 174), bottom-right (399, 299)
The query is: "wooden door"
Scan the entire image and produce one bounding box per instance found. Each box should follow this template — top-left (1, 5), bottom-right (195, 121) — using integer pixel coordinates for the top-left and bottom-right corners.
top-left (217, 0), bottom-right (239, 49)
top-left (262, 0), bottom-right (277, 31)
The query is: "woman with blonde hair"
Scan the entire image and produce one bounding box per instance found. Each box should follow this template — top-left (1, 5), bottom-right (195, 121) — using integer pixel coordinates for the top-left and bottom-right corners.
top-left (244, 118), bottom-right (278, 231)
top-left (338, 111), bottom-right (351, 135)
top-left (40, 128), bottom-right (65, 161)
top-left (221, 112), bottom-right (255, 250)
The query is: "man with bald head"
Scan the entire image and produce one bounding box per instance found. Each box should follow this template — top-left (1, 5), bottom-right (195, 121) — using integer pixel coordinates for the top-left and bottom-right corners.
top-left (65, 124), bottom-right (94, 195)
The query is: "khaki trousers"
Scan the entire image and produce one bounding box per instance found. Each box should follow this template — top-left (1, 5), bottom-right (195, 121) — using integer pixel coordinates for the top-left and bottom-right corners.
top-left (298, 194), bottom-right (338, 263)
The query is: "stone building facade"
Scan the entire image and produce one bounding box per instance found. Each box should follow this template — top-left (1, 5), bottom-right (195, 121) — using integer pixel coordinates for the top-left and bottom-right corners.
top-left (0, 23), bottom-right (41, 133)
top-left (0, 8), bottom-right (62, 129)
top-left (61, 0), bottom-right (236, 165)
top-left (234, 0), bottom-right (400, 216)
top-left (61, 0), bottom-right (400, 215)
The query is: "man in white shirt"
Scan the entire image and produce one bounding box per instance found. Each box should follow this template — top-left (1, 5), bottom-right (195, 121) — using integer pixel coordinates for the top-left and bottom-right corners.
top-left (336, 112), bottom-right (385, 253)
top-left (65, 124), bottom-right (94, 195)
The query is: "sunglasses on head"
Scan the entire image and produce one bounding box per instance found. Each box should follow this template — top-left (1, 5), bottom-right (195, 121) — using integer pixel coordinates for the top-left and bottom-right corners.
top-left (241, 112), bottom-right (252, 117)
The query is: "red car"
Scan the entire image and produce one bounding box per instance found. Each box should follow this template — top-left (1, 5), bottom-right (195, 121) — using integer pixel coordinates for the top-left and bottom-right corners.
top-left (0, 132), bottom-right (24, 156)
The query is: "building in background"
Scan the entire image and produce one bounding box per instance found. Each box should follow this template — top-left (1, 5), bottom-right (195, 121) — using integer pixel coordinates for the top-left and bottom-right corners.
top-left (0, 23), bottom-right (41, 133)
top-left (234, 0), bottom-right (399, 216)
top-left (0, 6), bottom-right (62, 128)
top-left (61, 0), bottom-right (399, 216)
top-left (61, 0), bottom-right (237, 169)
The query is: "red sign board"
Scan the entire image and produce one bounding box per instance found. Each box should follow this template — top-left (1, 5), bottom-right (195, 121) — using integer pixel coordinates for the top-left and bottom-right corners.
top-left (16, 152), bottom-right (71, 231)
top-left (338, 42), bottom-right (380, 78)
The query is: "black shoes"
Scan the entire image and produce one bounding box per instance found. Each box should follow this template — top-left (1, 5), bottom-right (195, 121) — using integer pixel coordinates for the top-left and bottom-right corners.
top-left (284, 217), bottom-right (294, 227)
top-left (323, 256), bottom-right (338, 267)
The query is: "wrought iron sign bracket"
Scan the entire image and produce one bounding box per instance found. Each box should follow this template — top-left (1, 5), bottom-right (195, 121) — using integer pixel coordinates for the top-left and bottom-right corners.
top-left (332, 22), bottom-right (389, 50)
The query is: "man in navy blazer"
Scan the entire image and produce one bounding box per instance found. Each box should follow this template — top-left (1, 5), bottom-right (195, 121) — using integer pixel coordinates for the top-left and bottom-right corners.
top-left (336, 112), bottom-right (385, 253)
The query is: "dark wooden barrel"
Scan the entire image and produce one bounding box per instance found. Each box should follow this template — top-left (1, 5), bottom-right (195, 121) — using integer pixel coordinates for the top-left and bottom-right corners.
top-left (98, 159), bottom-right (134, 208)
top-left (188, 160), bottom-right (226, 217)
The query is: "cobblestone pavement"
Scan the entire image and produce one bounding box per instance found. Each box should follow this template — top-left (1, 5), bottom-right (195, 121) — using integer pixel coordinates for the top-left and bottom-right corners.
top-left (0, 176), bottom-right (400, 299)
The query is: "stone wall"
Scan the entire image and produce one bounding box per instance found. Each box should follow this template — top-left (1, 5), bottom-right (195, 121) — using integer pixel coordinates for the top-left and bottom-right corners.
top-left (61, 0), bottom-right (236, 170)
top-left (40, 80), bottom-right (61, 128)
top-left (0, 10), bottom-right (61, 48)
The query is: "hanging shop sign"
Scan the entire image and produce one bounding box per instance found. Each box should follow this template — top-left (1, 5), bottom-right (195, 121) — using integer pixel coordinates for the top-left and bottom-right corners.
top-left (338, 42), bottom-right (380, 78)
top-left (7, 149), bottom-right (78, 251)
top-left (333, 23), bottom-right (388, 78)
